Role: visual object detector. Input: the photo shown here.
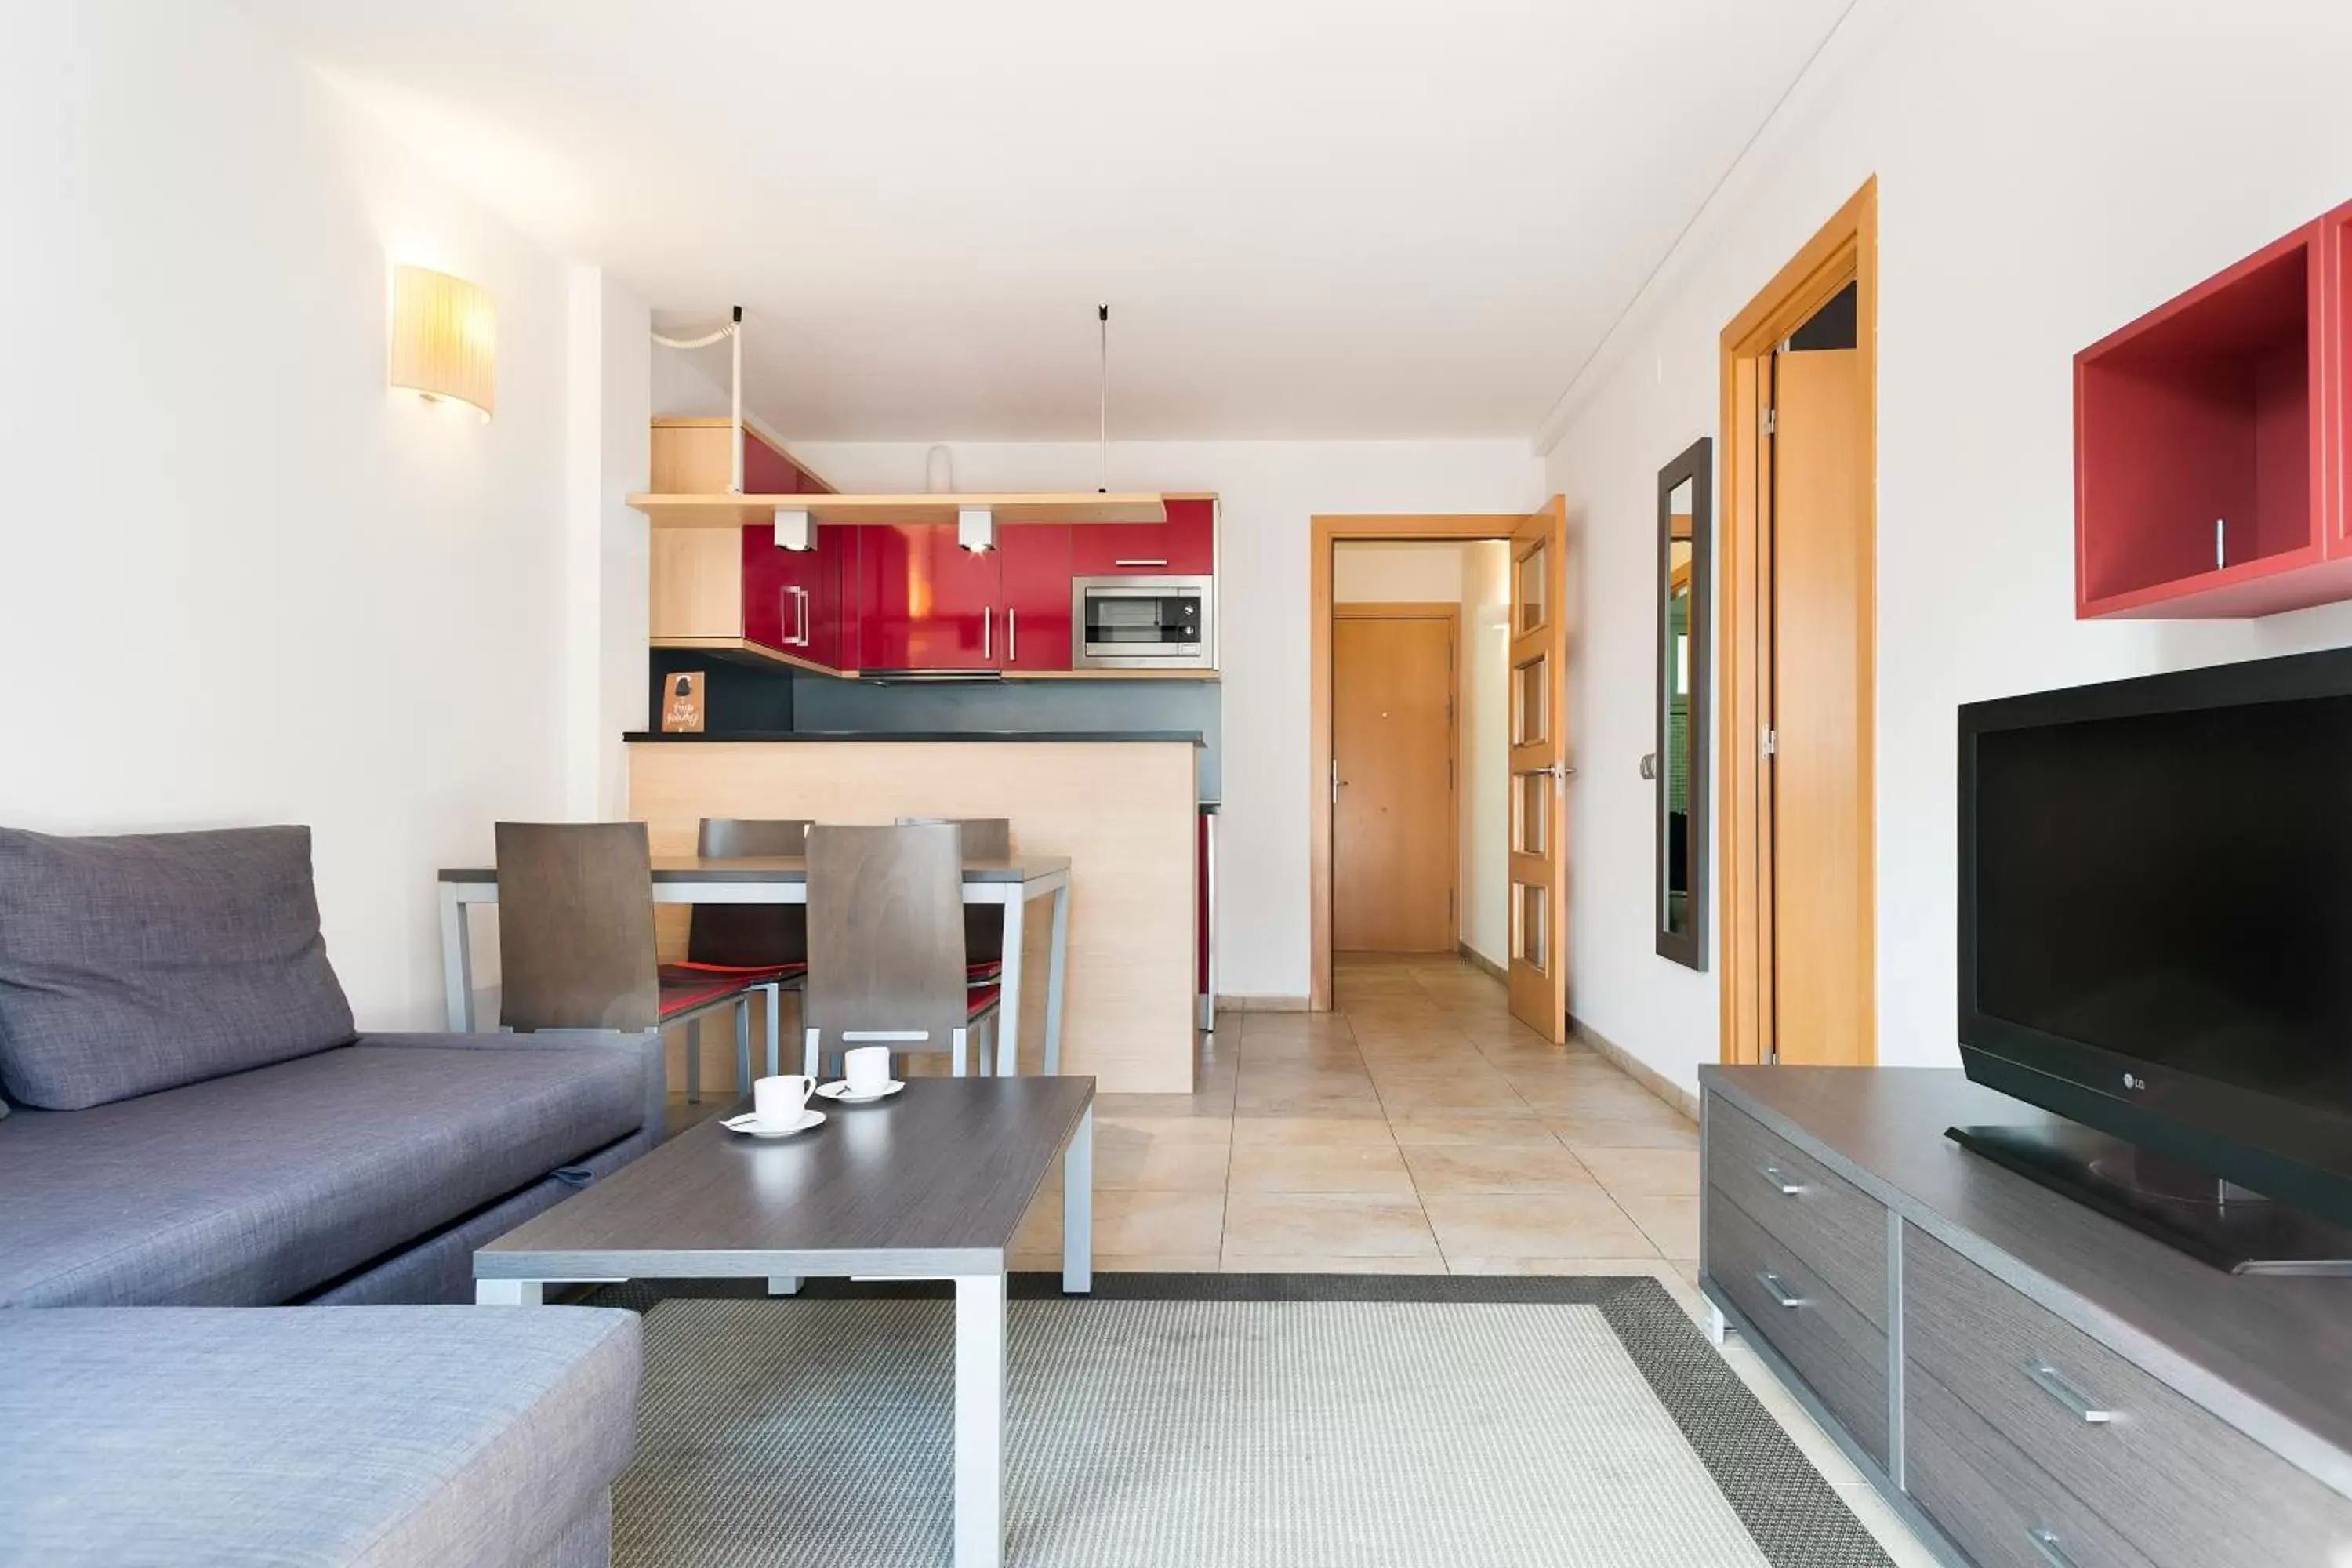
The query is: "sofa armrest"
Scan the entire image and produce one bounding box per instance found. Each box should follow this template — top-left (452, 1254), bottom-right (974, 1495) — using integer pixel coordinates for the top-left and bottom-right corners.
top-left (360, 1029), bottom-right (666, 1142)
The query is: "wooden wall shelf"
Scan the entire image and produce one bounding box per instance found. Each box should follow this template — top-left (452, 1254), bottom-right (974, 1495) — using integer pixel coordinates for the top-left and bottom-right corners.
top-left (630, 493), bottom-right (1170, 530)
top-left (2076, 201), bottom-right (2350, 619)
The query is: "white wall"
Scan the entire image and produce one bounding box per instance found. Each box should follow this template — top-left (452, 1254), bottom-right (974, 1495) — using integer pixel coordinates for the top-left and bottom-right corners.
top-left (790, 442), bottom-right (1544, 998)
top-left (0, 0), bottom-right (597, 1028)
top-left (1542, 0), bottom-right (2352, 1091)
top-left (564, 267), bottom-right (653, 819)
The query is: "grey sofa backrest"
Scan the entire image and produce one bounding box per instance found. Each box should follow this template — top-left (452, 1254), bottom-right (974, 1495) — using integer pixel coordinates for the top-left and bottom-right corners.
top-left (0, 826), bottom-right (356, 1110)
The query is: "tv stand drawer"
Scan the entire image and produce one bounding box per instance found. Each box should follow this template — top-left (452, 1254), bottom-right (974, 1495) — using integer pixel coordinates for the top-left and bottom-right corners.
top-left (1707, 1096), bottom-right (1888, 1330)
top-left (1707, 1186), bottom-right (1889, 1465)
top-left (1906, 1230), bottom-right (2352, 1566)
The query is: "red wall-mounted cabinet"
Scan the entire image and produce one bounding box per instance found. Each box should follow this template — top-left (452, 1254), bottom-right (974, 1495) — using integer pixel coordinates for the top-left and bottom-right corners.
top-left (851, 524), bottom-right (1004, 670)
top-left (1070, 498), bottom-right (1217, 576)
top-left (2076, 201), bottom-right (2351, 618)
top-left (741, 521), bottom-right (851, 669)
top-left (998, 524), bottom-right (1074, 671)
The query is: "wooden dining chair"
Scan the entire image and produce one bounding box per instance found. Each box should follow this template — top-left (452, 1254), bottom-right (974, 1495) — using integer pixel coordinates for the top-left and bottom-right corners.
top-left (657, 818), bottom-right (812, 1094)
top-left (895, 816), bottom-right (1010, 988)
top-left (801, 822), bottom-right (1003, 1080)
top-left (493, 822), bottom-right (780, 1105)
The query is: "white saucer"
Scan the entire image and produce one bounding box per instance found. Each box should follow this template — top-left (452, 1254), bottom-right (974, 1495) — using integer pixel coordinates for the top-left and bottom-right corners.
top-left (818, 1079), bottom-right (906, 1105)
top-left (722, 1109), bottom-right (826, 1139)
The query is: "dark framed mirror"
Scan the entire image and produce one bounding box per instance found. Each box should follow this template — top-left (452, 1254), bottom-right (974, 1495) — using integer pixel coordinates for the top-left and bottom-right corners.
top-left (1656, 437), bottom-right (1711, 969)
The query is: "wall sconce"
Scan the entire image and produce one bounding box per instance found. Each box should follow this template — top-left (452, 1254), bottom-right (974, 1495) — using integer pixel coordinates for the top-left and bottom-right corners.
top-left (390, 264), bottom-right (495, 422)
top-left (958, 506), bottom-right (996, 553)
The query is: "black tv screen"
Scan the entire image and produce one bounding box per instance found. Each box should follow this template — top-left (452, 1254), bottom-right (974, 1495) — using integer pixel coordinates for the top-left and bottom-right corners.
top-left (1959, 648), bottom-right (2352, 1229)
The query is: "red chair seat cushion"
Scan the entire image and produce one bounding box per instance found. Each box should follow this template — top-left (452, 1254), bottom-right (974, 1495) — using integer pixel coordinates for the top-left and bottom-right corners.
top-left (657, 978), bottom-right (751, 1019)
top-left (659, 960), bottom-right (804, 987)
top-left (965, 985), bottom-right (1001, 1018)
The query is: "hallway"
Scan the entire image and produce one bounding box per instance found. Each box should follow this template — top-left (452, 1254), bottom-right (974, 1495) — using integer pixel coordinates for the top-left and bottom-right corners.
top-left (1011, 956), bottom-right (1700, 1276)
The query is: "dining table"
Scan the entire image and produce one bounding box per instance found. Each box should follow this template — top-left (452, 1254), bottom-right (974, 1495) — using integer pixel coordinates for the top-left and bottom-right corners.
top-left (435, 853), bottom-right (1073, 1075)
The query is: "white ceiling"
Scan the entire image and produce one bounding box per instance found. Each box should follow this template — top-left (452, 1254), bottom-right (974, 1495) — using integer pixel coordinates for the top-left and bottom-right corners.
top-left (240, 0), bottom-right (1849, 441)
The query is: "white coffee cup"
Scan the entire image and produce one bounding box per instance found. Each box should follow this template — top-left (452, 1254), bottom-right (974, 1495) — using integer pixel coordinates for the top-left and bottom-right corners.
top-left (844, 1046), bottom-right (893, 1097)
top-left (753, 1074), bottom-right (815, 1127)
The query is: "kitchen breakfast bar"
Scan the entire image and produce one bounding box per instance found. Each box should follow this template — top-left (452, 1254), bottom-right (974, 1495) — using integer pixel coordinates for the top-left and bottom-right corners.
top-left (622, 731), bottom-right (1199, 1094)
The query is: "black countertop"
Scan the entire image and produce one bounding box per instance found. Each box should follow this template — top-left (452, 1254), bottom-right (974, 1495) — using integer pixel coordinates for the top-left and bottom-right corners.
top-left (625, 729), bottom-right (1206, 746)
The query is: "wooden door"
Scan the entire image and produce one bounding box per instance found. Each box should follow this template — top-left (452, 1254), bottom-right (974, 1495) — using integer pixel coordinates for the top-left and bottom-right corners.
top-left (1507, 499), bottom-right (1571, 1040)
top-left (1333, 611), bottom-right (1457, 951)
top-left (1769, 344), bottom-right (1872, 1065)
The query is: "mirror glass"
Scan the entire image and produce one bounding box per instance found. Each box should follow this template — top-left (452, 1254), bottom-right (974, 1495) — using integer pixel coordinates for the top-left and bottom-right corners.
top-left (1657, 440), bottom-right (1711, 969)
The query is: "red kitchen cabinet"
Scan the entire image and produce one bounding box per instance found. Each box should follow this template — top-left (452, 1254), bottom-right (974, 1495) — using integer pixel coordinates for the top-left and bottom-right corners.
top-left (2075, 199), bottom-right (2352, 618)
top-left (853, 524), bottom-right (1004, 670)
top-left (1070, 498), bottom-right (1215, 576)
top-left (998, 524), bottom-right (1074, 671)
top-left (741, 519), bottom-right (848, 669)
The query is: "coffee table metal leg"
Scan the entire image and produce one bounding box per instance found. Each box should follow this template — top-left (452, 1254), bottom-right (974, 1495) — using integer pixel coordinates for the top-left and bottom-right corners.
top-left (476, 1279), bottom-right (544, 1305)
top-left (1063, 1104), bottom-right (1093, 1294)
top-left (953, 1273), bottom-right (1006, 1568)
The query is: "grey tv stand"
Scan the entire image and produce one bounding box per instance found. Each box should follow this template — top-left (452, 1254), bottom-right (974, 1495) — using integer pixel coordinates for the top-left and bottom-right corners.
top-left (1699, 1066), bottom-right (2352, 1568)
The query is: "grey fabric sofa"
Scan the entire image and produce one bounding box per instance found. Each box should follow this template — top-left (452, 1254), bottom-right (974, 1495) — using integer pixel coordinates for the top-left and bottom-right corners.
top-left (0, 1305), bottom-right (641, 1567)
top-left (0, 824), bottom-right (665, 1305)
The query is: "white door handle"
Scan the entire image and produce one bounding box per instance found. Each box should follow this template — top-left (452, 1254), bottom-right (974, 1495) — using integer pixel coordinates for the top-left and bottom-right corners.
top-left (1007, 606), bottom-right (1018, 663)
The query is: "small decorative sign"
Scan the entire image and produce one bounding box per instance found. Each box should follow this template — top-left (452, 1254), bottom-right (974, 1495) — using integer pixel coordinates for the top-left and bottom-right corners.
top-left (660, 672), bottom-right (706, 734)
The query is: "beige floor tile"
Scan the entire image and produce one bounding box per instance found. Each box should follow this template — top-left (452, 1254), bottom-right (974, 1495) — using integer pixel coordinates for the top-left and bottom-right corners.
top-left (1420, 1190), bottom-right (1658, 1260)
top-left (1222, 1191), bottom-right (1442, 1260)
top-left (1234, 1085), bottom-right (1388, 1118)
top-left (1094, 1131), bottom-right (1233, 1192)
top-left (1092, 1189), bottom-right (1229, 1255)
top-left (1377, 1082), bottom-right (1538, 1116)
top-left (1613, 1193), bottom-right (1700, 1260)
top-left (1386, 1115), bottom-right (1565, 1148)
top-left (1230, 1116), bottom-right (1397, 1149)
top-left (1229, 1141), bottom-right (1417, 1196)
top-left (1575, 1145), bottom-right (1700, 1196)
top-left (1098, 1113), bottom-right (1233, 1143)
top-left (1550, 1116), bottom-right (1701, 1151)
top-left (1403, 1142), bottom-right (1599, 1194)
top-left (1221, 1253), bottom-right (1444, 1275)
top-left (1446, 1256), bottom-right (1684, 1280)
top-left (1095, 1091), bottom-right (1237, 1120)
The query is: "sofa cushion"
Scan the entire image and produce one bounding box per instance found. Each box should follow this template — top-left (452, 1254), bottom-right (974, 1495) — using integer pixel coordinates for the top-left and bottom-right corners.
top-left (0, 1038), bottom-right (647, 1306)
top-left (0, 826), bottom-right (356, 1109)
top-left (0, 1305), bottom-right (641, 1568)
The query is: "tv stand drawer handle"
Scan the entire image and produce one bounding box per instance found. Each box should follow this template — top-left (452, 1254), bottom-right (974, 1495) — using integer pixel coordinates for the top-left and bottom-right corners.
top-left (2024, 1361), bottom-right (2114, 1424)
top-left (1757, 1271), bottom-right (1806, 1309)
top-left (1758, 1162), bottom-right (1805, 1196)
top-left (2027, 1526), bottom-right (2078, 1567)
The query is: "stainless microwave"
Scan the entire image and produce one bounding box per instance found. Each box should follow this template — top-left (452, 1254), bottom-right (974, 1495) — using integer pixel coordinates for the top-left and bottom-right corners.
top-left (1072, 576), bottom-right (1215, 670)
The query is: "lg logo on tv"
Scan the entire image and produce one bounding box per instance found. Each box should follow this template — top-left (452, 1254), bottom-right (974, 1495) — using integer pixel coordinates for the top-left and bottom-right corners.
top-left (2122, 1073), bottom-right (2148, 1091)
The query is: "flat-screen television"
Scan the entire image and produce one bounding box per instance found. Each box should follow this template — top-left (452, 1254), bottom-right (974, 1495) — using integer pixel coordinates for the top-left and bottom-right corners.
top-left (1958, 646), bottom-right (2352, 1262)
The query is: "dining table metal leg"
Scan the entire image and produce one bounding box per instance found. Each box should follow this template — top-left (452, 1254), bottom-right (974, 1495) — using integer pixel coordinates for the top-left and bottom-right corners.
top-left (1041, 880), bottom-right (1071, 1076)
top-left (1063, 1102), bottom-right (1093, 1294)
top-left (994, 888), bottom-right (1025, 1076)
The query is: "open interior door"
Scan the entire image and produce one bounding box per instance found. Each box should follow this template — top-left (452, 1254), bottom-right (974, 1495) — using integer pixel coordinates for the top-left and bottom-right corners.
top-left (1506, 497), bottom-right (1572, 1042)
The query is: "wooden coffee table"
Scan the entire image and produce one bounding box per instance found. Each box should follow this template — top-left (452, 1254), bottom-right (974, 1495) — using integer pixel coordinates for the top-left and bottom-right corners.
top-left (474, 1076), bottom-right (1096, 1568)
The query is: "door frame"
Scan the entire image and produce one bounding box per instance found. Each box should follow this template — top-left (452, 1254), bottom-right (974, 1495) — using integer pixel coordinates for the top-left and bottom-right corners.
top-left (1310, 514), bottom-right (1533, 1011)
top-left (1330, 601), bottom-right (1462, 956)
top-left (1717, 176), bottom-right (1878, 1066)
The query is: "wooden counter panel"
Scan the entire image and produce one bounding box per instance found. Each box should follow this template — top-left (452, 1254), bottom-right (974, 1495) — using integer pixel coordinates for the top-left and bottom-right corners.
top-left (630, 740), bottom-right (1197, 1094)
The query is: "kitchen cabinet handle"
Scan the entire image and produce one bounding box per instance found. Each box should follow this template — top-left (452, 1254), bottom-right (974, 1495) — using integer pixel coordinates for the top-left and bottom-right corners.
top-left (1007, 607), bottom-right (1018, 663)
top-left (1113, 558), bottom-right (1170, 568)
top-left (1759, 1163), bottom-right (1804, 1196)
top-left (2027, 1526), bottom-right (2078, 1567)
top-left (2023, 1361), bottom-right (2114, 1424)
top-left (1756, 1271), bottom-right (1805, 1309)
top-left (786, 586), bottom-right (811, 648)
top-left (983, 606), bottom-right (993, 661)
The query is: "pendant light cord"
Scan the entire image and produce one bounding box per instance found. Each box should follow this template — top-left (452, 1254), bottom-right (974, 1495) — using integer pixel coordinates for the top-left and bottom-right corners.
top-left (648, 307), bottom-right (746, 494)
top-left (1098, 303), bottom-right (1109, 494)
